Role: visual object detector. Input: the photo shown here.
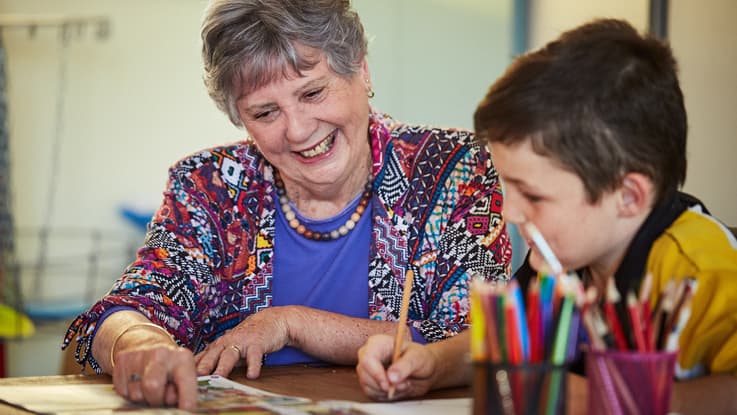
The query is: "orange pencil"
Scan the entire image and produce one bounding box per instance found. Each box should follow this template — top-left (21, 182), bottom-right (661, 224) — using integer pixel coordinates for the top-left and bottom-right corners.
top-left (388, 269), bottom-right (415, 399)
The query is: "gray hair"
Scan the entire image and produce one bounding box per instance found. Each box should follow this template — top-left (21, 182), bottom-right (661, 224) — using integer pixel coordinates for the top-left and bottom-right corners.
top-left (201, 0), bottom-right (368, 126)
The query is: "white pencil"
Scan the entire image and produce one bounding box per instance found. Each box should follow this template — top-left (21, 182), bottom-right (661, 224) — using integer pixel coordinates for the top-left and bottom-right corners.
top-left (523, 222), bottom-right (564, 276)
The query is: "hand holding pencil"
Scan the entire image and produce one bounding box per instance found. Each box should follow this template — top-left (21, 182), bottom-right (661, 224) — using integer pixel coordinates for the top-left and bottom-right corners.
top-left (388, 269), bottom-right (414, 399)
top-left (358, 267), bottom-right (477, 401)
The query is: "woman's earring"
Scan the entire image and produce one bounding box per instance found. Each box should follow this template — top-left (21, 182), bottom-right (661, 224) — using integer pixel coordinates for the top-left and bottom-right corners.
top-left (365, 79), bottom-right (375, 98)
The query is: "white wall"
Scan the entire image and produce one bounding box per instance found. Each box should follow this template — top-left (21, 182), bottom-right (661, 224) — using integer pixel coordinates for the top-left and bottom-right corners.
top-left (670, 1), bottom-right (737, 225)
top-left (355, 0), bottom-right (512, 129)
top-left (0, 0), bottom-right (512, 376)
top-left (529, 0), bottom-right (737, 225)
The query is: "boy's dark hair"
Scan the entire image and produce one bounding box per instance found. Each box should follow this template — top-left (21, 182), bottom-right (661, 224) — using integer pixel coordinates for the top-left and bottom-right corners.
top-left (474, 18), bottom-right (687, 204)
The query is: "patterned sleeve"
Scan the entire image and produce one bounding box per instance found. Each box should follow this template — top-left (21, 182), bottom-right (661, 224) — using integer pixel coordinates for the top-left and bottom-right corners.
top-left (62, 154), bottom-right (222, 373)
top-left (412, 133), bottom-right (512, 341)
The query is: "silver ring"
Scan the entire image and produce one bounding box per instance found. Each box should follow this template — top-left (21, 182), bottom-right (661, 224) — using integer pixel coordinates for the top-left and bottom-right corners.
top-left (129, 373), bottom-right (141, 382)
top-left (229, 344), bottom-right (242, 357)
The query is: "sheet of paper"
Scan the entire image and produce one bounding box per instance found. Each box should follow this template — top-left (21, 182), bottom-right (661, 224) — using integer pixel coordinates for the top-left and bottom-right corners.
top-left (0, 375), bottom-right (469, 414)
top-left (332, 398), bottom-right (472, 415)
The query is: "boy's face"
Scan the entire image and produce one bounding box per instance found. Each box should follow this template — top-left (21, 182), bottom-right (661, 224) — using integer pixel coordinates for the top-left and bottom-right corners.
top-left (490, 139), bottom-right (633, 276)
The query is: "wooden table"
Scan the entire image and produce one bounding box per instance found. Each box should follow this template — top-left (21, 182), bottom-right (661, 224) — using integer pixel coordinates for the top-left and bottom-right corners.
top-left (0, 364), bottom-right (588, 414)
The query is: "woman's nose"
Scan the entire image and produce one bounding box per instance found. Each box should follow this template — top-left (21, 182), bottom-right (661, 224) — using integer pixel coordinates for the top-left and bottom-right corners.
top-left (284, 107), bottom-right (316, 144)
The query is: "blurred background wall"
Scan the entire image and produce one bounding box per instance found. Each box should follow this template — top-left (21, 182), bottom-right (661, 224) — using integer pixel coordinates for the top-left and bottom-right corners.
top-left (0, 0), bottom-right (734, 376)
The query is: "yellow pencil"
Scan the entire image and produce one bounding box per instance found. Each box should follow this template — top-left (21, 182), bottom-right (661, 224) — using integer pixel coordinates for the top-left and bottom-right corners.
top-left (388, 269), bottom-right (415, 399)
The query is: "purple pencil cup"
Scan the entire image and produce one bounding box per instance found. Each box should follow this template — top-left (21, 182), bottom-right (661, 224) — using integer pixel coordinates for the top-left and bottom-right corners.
top-left (585, 349), bottom-right (677, 415)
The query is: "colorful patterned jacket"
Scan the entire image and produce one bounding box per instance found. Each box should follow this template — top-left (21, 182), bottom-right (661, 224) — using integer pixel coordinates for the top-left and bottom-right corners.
top-left (63, 111), bottom-right (512, 372)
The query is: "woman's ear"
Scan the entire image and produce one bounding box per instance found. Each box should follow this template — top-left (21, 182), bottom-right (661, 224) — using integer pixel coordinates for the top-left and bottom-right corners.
top-left (360, 59), bottom-right (372, 87)
top-left (617, 172), bottom-right (655, 217)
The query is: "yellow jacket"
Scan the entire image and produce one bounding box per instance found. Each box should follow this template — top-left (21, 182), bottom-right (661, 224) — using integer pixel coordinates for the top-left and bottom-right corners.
top-left (647, 206), bottom-right (737, 377)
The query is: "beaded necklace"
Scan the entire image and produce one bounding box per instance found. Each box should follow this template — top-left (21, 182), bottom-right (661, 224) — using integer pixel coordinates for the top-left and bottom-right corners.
top-left (274, 171), bottom-right (372, 241)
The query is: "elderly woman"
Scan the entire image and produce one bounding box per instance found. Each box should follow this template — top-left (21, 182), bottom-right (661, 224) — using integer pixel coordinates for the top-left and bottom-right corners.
top-left (62, 0), bottom-right (510, 409)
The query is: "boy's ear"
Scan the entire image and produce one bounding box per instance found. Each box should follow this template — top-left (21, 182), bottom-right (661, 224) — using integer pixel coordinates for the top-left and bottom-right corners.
top-left (617, 173), bottom-right (654, 217)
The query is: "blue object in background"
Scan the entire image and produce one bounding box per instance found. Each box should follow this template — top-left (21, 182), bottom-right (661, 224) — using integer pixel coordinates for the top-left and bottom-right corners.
top-left (508, 222), bottom-right (528, 275)
top-left (119, 205), bottom-right (154, 233)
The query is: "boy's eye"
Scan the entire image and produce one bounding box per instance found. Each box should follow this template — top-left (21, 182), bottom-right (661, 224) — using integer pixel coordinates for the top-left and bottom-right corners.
top-left (522, 192), bottom-right (543, 203)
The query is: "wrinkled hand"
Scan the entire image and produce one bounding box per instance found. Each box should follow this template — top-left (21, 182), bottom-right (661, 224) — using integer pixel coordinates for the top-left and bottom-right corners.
top-left (356, 334), bottom-right (438, 401)
top-left (195, 306), bottom-right (291, 379)
top-left (113, 343), bottom-right (197, 410)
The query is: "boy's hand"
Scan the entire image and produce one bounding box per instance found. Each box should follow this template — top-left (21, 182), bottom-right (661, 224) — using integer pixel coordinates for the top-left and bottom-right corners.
top-left (356, 334), bottom-right (438, 400)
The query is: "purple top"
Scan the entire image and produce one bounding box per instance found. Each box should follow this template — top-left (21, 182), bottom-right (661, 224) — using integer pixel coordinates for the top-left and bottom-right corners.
top-left (268, 190), bottom-right (371, 365)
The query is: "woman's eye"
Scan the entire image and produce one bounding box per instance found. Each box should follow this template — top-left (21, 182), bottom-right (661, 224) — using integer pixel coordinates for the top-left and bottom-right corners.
top-left (303, 88), bottom-right (324, 100)
top-left (254, 109), bottom-right (275, 120)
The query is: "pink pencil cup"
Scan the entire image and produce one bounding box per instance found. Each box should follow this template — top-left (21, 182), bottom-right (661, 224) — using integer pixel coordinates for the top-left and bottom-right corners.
top-left (585, 349), bottom-right (677, 415)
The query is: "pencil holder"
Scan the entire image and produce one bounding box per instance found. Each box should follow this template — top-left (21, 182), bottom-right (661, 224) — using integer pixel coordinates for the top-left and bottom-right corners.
top-left (585, 349), bottom-right (677, 415)
top-left (473, 361), bottom-right (568, 415)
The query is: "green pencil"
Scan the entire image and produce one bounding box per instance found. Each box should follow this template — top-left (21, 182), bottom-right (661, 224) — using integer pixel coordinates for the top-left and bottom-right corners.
top-left (545, 294), bottom-right (574, 415)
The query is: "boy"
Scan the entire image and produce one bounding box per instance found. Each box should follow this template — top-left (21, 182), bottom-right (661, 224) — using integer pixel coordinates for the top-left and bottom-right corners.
top-left (356, 19), bottom-right (737, 414)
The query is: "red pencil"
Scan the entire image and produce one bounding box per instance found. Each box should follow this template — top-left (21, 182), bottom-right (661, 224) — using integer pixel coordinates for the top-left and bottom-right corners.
top-left (638, 272), bottom-right (654, 351)
top-left (505, 293), bottom-right (522, 364)
top-left (527, 278), bottom-right (543, 362)
top-left (480, 284), bottom-right (501, 363)
top-left (605, 277), bottom-right (629, 350)
top-left (626, 292), bottom-right (647, 351)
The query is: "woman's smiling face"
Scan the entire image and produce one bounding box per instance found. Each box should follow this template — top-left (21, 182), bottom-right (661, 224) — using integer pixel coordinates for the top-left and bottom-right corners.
top-left (236, 48), bottom-right (371, 200)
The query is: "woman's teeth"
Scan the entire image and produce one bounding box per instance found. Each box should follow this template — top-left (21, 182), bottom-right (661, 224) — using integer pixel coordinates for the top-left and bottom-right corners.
top-left (299, 133), bottom-right (335, 158)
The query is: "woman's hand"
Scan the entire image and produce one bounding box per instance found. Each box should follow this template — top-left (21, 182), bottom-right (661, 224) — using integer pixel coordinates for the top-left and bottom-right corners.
top-left (93, 311), bottom-right (198, 410)
top-left (356, 334), bottom-right (439, 400)
top-left (112, 342), bottom-right (198, 410)
top-left (194, 306), bottom-right (291, 379)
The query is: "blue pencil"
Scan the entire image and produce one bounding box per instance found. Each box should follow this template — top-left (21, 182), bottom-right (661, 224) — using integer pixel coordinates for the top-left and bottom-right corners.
top-left (510, 280), bottom-right (530, 361)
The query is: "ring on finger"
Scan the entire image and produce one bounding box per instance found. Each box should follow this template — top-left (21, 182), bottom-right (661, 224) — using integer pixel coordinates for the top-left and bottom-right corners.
top-left (229, 344), bottom-right (242, 357)
top-left (129, 373), bottom-right (141, 382)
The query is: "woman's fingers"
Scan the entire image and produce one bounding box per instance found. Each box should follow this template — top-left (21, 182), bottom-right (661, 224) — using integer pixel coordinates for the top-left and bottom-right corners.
top-left (356, 334), bottom-right (394, 396)
top-left (244, 345), bottom-right (265, 379)
top-left (195, 345), bottom-right (220, 375)
top-left (169, 352), bottom-right (198, 410)
top-left (197, 309), bottom-right (289, 378)
top-left (140, 358), bottom-right (171, 406)
top-left (112, 345), bottom-right (197, 409)
top-left (213, 344), bottom-right (243, 377)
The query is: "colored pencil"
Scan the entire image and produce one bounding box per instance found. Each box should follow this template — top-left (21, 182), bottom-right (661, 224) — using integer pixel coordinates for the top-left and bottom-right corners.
top-left (523, 222), bottom-right (563, 276)
top-left (638, 272), bottom-right (654, 351)
top-left (388, 269), bottom-right (414, 399)
top-left (510, 280), bottom-right (530, 362)
top-left (527, 278), bottom-right (543, 362)
top-left (470, 281), bottom-right (488, 362)
top-left (481, 284), bottom-right (502, 363)
top-left (604, 277), bottom-right (629, 350)
top-left (626, 292), bottom-right (647, 352)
